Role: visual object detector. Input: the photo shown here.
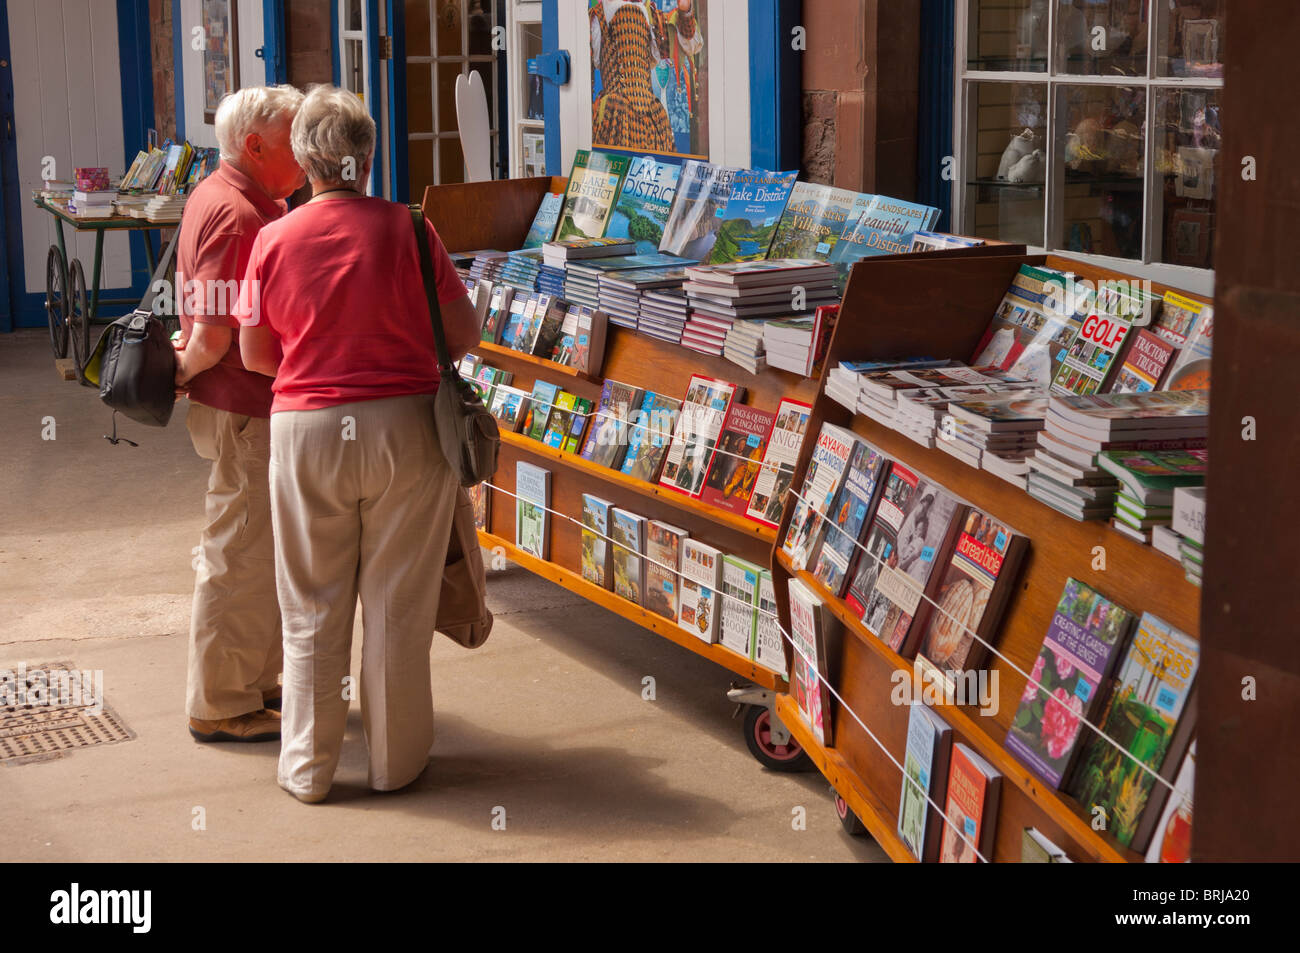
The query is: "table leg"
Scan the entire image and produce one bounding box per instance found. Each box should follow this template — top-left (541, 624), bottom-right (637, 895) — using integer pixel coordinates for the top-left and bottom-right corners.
top-left (89, 229), bottom-right (105, 322)
top-left (143, 230), bottom-right (157, 276)
top-left (54, 220), bottom-right (69, 274)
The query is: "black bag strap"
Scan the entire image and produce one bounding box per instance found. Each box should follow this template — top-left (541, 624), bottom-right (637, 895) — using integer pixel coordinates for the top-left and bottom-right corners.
top-left (409, 205), bottom-right (455, 373)
top-left (138, 221), bottom-right (184, 316)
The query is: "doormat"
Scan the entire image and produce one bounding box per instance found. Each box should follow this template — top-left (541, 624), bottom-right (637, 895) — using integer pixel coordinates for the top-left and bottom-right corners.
top-left (0, 660), bottom-right (135, 765)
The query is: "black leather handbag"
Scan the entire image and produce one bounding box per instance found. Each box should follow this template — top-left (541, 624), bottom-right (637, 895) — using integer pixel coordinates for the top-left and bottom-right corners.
top-left (409, 206), bottom-right (500, 486)
top-left (84, 224), bottom-right (183, 428)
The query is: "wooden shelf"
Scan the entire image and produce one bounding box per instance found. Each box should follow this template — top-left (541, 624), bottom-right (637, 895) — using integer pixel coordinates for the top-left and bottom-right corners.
top-left (480, 531), bottom-right (789, 692)
top-left (773, 694), bottom-right (916, 863)
top-left (777, 551), bottom-right (1141, 864)
top-left (475, 340), bottom-right (599, 383)
top-left (499, 429), bottom-right (779, 545)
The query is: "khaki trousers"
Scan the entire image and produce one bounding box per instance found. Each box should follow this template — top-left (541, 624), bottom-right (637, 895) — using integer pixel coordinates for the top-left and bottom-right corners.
top-left (269, 395), bottom-right (458, 798)
top-left (186, 402), bottom-right (283, 720)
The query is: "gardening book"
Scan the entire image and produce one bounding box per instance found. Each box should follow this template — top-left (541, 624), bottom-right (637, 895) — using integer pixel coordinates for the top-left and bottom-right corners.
top-left (897, 702), bottom-right (953, 862)
top-left (719, 555), bottom-right (763, 658)
top-left (939, 742), bottom-right (1001, 863)
top-left (514, 461), bottom-right (551, 560)
top-left (610, 507), bottom-right (647, 606)
top-left (522, 190), bottom-right (564, 249)
top-left (781, 422), bottom-right (858, 570)
top-left (643, 521), bottom-right (687, 622)
top-left (678, 539), bottom-right (722, 644)
top-left (555, 149), bottom-right (632, 241)
top-left (580, 379), bottom-right (646, 470)
top-left (745, 398), bottom-right (812, 528)
top-left (580, 494), bottom-right (615, 589)
top-left (604, 153), bottom-right (683, 254)
top-left (659, 160), bottom-right (739, 261)
top-left (787, 577), bottom-right (842, 747)
top-left (1069, 613), bottom-right (1199, 847)
top-left (706, 169), bottom-right (799, 264)
top-left (810, 440), bottom-right (889, 597)
top-left (698, 403), bottom-right (776, 518)
top-left (659, 375), bottom-right (742, 498)
top-left (1005, 578), bottom-right (1137, 789)
top-left (830, 193), bottom-right (942, 262)
top-left (619, 391), bottom-right (682, 484)
top-left (767, 181), bottom-right (860, 261)
top-left (752, 570), bottom-right (786, 677)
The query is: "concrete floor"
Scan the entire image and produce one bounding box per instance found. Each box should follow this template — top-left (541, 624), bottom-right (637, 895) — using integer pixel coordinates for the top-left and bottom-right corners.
top-left (0, 329), bottom-right (885, 862)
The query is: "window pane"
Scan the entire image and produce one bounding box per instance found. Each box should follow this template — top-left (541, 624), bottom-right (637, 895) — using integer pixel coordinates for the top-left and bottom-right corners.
top-left (405, 0), bottom-right (431, 58)
top-left (344, 39), bottom-right (365, 99)
top-left (437, 62), bottom-right (463, 134)
top-left (1056, 84), bottom-right (1145, 259)
top-left (1055, 0), bottom-right (1150, 77)
top-left (967, 0), bottom-right (1048, 71)
top-left (1154, 87), bottom-right (1221, 269)
top-left (521, 23), bottom-right (544, 121)
top-left (440, 136), bottom-right (465, 185)
top-left (347, 0), bottom-right (363, 33)
top-left (436, 0), bottom-right (463, 56)
top-left (467, 0), bottom-right (493, 56)
top-left (409, 138), bottom-right (434, 200)
top-left (407, 63), bottom-right (434, 134)
top-left (965, 81), bottom-right (1047, 246)
top-left (1157, 3), bottom-right (1225, 78)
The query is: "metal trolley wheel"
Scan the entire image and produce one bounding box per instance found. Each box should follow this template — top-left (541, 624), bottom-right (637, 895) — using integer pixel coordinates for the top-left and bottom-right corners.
top-left (67, 258), bottom-right (91, 383)
top-left (45, 244), bottom-right (69, 359)
top-left (833, 790), bottom-right (869, 837)
top-left (742, 703), bottom-right (814, 773)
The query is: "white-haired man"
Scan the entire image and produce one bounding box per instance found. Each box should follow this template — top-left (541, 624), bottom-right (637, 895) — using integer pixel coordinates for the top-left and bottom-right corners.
top-left (175, 85), bottom-right (305, 743)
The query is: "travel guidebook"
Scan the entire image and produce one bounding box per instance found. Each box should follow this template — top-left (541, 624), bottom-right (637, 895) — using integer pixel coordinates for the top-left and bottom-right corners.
top-left (659, 160), bottom-right (739, 260)
top-left (522, 190), bottom-right (564, 248)
top-left (844, 462), bottom-right (920, 620)
top-left (897, 702), bottom-right (952, 862)
top-left (514, 461), bottom-right (551, 560)
top-left (580, 494), bottom-right (614, 589)
top-left (604, 153), bottom-right (683, 254)
top-left (830, 193), bottom-right (942, 263)
top-left (643, 521), bottom-right (687, 622)
top-left (767, 181), bottom-right (859, 261)
top-left (1005, 578), bottom-right (1137, 789)
top-left (698, 403), bottom-right (776, 518)
top-left (810, 442), bottom-right (889, 597)
top-left (745, 398), bottom-right (813, 528)
top-left (555, 148), bottom-right (632, 241)
top-left (619, 391), bottom-right (683, 483)
top-left (781, 422), bottom-right (858, 570)
top-left (706, 169), bottom-right (799, 264)
top-left (610, 508), bottom-right (647, 606)
top-left (659, 375), bottom-right (741, 498)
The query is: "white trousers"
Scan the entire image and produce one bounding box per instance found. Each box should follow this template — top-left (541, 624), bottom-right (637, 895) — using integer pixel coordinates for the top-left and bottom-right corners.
top-left (269, 394), bottom-right (458, 798)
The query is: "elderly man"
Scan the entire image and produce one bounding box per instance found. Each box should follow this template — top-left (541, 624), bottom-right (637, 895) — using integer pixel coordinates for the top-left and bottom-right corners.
top-left (175, 85), bottom-right (305, 743)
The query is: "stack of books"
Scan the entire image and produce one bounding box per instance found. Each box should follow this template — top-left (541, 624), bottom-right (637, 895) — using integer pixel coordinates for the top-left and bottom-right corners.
top-left (499, 248), bottom-right (544, 294)
top-left (537, 263), bottom-right (567, 297)
top-left (68, 189), bottom-right (117, 218)
top-left (681, 311), bottom-right (732, 356)
top-left (682, 259), bottom-right (839, 324)
top-left (143, 193), bottom-right (186, 221)
top-left (762, 304), bottom-right (838, 378)
top-left (944, 394), bottom-right (1050, 486)
top-left (855, 364), bottom-right (1019, 433)
top-left (723, 321), bottom-right (768, 374)
top-left (1097, 449), bottom-right (1208, 545)
top-left (824, 358), bottom-right (951, 415)
top-left (896, 383), bottom-right (1036, 455)
top-left (540, 236), bottom-right (635, 267)
top-left (638, 288), bottom-right (690, 343)
top-left (599, 265), bottom-right (690, 337)
top-left (1163, 485), bottom-right (1207, 585)
top-left (1027, 391), bottom-right (1210, 522)
top-left (468, 251), bottom-right (509, 285)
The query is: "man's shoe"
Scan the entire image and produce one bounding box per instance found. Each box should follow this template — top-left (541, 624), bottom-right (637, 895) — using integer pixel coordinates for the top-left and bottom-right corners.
top-left (262, 689), bottom-right (282, 712)
top-left (189, 709), bottom-right (282, 743)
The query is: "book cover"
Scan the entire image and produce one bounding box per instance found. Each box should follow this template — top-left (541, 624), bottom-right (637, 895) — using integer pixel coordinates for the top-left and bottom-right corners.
top-left (555, 149), bottom-right (632, 240)
top-left (971, 264), bottom-right (1084, 390)
top-left (844, 463), bottom-right (919, 618)
top-left (604, 154), bottom-right (683, 254)
top-left (940, 742), bottom-right (1002, 863)
top-left (610, 508), bottom-right (647, 605)
top-left (522, 190), bottom-right (564, 248)
top-left (719, 555), bottom-right (763, 658)
top-left (499, 294), bottom-right (535, 351)
top-left (580, 378), bottom-right (645, 470)
top-left (752, 570), bottom-right (786, 677)
top-left (522, 380), bottom-right (562, 442)
top-left (1111, 329), bottom-right (1175, 394)
top-left (698, 403), bottom-right (777, 518)
top-left (781, 422), bottom-right (858, 570)
top-left (1022, 827), bottom-right (1072, 863)
top-left (659, 375), bottom-right (741, 498)
top-left (1005, 578), bottom-right (1137, 789)
top-left (488, 385), bottom-right (531, 433)
top-left (1142, 740), bottom-right (1195, 864)
top-left (480, 285), bottom-right (514, 344)
top-left (787, 577), bottom-right (841, 746)
top-left (767, 181), bottom-right (860, 261)
top-left (541, 390), bottom-right (579, 450)
top-left (643, 521), bottom-right (687, 622)
top-left (1161, 301), bottom-right (1213, 392)
top-left (527, 295), bottom-right (567, 358)
top-left (580, 494), bottom-right (614, 589)
top-left (561, 394), bottom-right (593, 454)
top-left (810, 441), bottom-right (889, 597)
top-left (469, 481), bottom-right (489, 532)
top-left (514, 461), bottom-right (551, 559)
top-left (917, 508), bottom-right (1029, 677)
top-left (659, 160), bottom-right (739, 260)
top-left (897, 702), bottom-right (953, 862)
top-left (1051, 310), bottom-right (1133, 397)
top-left (830, 193), bottom-right (942, 262)
top-left (1070, 613), bottom-right (1199, 847)
top-left (678, 539), bottom-right (722, 644)
top-left (745, 399), bottom-right (813, 528)
top-left (619, 392), bottom-right (683, 484)
top-left (706, 169), bottom-right (799, 264)
top-left (1152, 290), bottom-right (1209, 349)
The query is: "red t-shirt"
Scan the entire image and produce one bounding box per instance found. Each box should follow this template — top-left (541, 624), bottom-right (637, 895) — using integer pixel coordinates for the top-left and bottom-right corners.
top-left (234, 196), bottom-right (467, 413)
top-left (177, 163), bottom-right (287, 418)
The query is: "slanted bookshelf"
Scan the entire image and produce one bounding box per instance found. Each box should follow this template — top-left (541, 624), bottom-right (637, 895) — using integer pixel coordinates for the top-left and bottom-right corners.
top-left (769, 252), bottom-right (1209, 862)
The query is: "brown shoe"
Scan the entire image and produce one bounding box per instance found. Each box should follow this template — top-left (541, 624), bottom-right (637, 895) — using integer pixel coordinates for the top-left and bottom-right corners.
top-left (262, 688), bottom-right (282, 712)
top-left (189, 709), bottom-right (282, 743)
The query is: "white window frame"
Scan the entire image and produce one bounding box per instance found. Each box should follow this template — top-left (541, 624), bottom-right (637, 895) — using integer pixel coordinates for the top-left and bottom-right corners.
top-left (953, 0), bottom-right (1223, 297)
top-left (506, 1), bottom-right (546, 178)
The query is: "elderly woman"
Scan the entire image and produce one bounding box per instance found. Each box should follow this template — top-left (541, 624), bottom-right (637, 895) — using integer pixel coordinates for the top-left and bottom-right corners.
top-left (236, 85), bottom-right (480, 803)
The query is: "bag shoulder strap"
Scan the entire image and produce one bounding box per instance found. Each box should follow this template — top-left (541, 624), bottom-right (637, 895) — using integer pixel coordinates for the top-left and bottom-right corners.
top-left (409, 205), bottom-right (454, 372)
top-left (138, 220), bottom-right (184, 316)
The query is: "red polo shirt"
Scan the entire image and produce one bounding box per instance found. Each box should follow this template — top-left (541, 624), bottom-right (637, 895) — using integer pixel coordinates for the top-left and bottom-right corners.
top-left (177, 163), bottom-right (287, 418)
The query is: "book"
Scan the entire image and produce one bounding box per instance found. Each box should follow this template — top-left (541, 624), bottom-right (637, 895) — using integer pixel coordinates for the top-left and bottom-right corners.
top-left (830, 193), bottom-right (942, 262)
top-left (897, 702), bottom-right (953, 862)
top-left (1096, 449), bottom-right (1207, 503)
top-left (780, 422), bottom-right (858, 571)
top-left (469, 481), bottom-right (489, 532)
top-left (1022, 828), bottom-right (1072, 863)
top-left (516, 294), bottom-right (565, 356)
top-left (787, 577), bottom-right (841, 746)
top-left (480, 285), bottom-right (514, 344)
top-left (555, 149), bottom-right (632, 240)
top-left (619, 392), bottom-right (682, 484)
top-left (643, 521), bottom-right (688, 622)
top-left (719, 555), bottom-right (763, 658)
top-left (1111, 329), bottom-right (1175, 393)
top-left (972, 264), bottom-right (1084, 389)
top-left (1005, 578), bottom-right (1137, 789)
top-left (499, 293), bottom-right (534, 350)
top-left (698, 403), bottom-right (776, 518)
top-left (810, 441), bottom-right (889, 597)
top-left (940, 742), bottom-right (1002, 863)
top-left (1050, 308), bottom-right (1134, 397)
top-left (610, 508), bottom-right (647, 605)
top-left (916, 508), bottom-right (1029, 679)
top-left (572, 306), bottom-right (608, 375)
top-left (1152, 290), bottom-right (1209, 349)
top-left (1142, 740), bottom-right (1195, 864)
top-left (1162, 299), bottom-right (1213, 392)
top-left (678, 539), bottom-right (723, 644)
top-left (659, 375), bottom-right (742, 498)
top-left (1171, 485), bottom-right (1207, 544)
top-left (580, 379), bottom-right (646, 470)
top-left (522, 380), bottom-right (561, 442)
top-left (1048, 390), bottom-right (1210, 439)
top-left (488, 385), bottom-right (531, 433)
top-left (541, 391), bottom-right (591, 454)
top-left (659, 160), bottom-right (739, 260)
top-left (752, 570), bottom-right (786, 677)
top-left (706, 169), bottom-right (799, 264)
top-left (522, 190), bottom-right (564, 248)
top-left (514, 462), bottom-right (551, 559)
top-left (745, 399), bottom-right (814, 528)
top-left (767, 181), bottom-right (860, 261)
top-left (580, 494), bottom-right (615, 588)
top-left (1070, 613), bottom-right (1199, 847)
top-left (604, 153), bottom-right (683, 254)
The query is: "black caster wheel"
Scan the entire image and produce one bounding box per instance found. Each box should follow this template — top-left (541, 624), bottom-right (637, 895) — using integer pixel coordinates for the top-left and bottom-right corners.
top-left (742, 703), bottom-right (814, 772)
top-left (834, 790), bottom-right (868, 836)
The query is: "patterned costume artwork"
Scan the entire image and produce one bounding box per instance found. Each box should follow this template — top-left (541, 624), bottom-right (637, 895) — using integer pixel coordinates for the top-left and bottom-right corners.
top-left (591, 0), bottom-right (705, 154)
